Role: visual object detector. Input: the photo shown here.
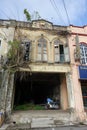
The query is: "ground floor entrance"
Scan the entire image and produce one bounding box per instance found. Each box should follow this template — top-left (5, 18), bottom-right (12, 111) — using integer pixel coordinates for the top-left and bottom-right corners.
top-left (13, 71), bottom-right (68, 110)
top-left (79, 66), bottom-right (87, 109)
top-left (81, 80), bottom-right (87, 109)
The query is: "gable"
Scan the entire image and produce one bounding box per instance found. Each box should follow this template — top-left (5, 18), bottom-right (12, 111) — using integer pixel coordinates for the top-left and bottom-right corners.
top-left (32, 20), bottom-right (53, 29)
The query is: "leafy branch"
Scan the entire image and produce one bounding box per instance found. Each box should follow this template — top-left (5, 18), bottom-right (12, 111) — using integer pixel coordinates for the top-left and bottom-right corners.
top-left (7, 39), bottom-right (25, 68)
top-left (24, 9), bottom-right (31, 21)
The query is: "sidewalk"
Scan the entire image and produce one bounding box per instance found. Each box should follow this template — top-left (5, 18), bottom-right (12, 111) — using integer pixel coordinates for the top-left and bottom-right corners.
top-left (0, 110), bottom-right (87, 130)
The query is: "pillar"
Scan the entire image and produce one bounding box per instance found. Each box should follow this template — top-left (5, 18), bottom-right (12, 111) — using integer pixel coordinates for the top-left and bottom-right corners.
top-left (5, 73), bottom-right (14, 116)
top-left (0, 70), bottom-right (9, 112)
top-left (60, 74), bottom-right (68, 110)
top-left (66, 72), bottom-right (75, 109)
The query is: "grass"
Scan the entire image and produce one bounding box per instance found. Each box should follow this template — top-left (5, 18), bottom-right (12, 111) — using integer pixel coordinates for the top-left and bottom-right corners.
top-left (14, 103), bottom-right (45, 110)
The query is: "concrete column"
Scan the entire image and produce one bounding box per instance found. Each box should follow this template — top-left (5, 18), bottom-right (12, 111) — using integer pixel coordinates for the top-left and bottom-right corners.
top-left (5, 73), bottom-right (14, 116)
top-left (71, 65), bottom-right (86, 121)
top-left (66, 72), bottom-right (75, 109)
top-left (60, 74), bottom-right (68, 110)
top-left (48, 42), bottom-right (52, 63)
top-left (31, 40), bottom-right (36, 62)
top-left (0, 70), bottom-right (9, 112)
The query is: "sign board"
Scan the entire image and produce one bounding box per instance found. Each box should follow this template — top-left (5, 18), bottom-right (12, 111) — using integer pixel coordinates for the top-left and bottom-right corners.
top-left (79, 66), bottom-right (87, 79)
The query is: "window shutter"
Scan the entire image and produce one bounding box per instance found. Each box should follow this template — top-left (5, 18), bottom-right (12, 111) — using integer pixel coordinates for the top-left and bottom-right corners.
top-left (55, 54), bottom-right (60, 62)
top-left (55, 46), bottom-right (60, 62)
top-left (37, 43), bottom-right (41, 61)
top-left (0, 40), bottom-right (1, 46)
top-left (37, 37), bottom-right (47, 62)
top-left (29, 42), bottom-right (32, 61)
top-left (43, 43), bottom-right (47, 61)
top-left (64, 46), bottom-right (70, 62)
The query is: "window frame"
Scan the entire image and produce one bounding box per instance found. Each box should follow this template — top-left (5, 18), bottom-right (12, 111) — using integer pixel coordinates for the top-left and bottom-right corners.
top-left (37, 37), bottom-right (48, 62)
top-left (0, 39), bottom-right (1, 47)
top-left (21, 40), bottom-right (31, 61)
top-left (80, 43), bottom-right (87, 65)
top-left (54, 39), bottom-right (65, 63)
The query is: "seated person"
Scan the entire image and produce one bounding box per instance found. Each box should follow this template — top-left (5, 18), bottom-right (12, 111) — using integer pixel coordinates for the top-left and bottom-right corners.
top-left (47, 98), bottom-right (53, 104)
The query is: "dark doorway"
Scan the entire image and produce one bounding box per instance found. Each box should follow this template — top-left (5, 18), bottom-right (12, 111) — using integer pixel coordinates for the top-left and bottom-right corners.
top-left (81, 80), bottom-right (87, 108)
top-left (14, 72), bottom-right (60, 108)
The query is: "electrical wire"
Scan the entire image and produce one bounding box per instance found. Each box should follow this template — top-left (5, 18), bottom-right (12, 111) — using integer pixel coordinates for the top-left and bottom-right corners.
top-left (62, 0), bottom-right (70, 25)
top-left (0, 9), bottom-right (10, 19)
top-left (49, 0), bottom-right (66, 25)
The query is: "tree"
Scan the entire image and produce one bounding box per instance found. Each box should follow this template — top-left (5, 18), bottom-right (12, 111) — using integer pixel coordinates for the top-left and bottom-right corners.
top-left (31, 11), bottom-right (41, 20)
top-left (7, 40), bottom-right (24, 67)
top-left (24, 9), bottom-right (31, 21)
top-left (24, 9), bottom-right (41, 21)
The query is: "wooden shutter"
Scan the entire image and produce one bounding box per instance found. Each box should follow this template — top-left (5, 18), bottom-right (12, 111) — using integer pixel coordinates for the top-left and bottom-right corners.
top-left (43, 43), bottom-right (47, 61)
top-left (55, 46), bottom-right (60, 62)
top-left (37, 43), bottom-right (41, 61)
top-left (64, 46), bottom-right (70, 62)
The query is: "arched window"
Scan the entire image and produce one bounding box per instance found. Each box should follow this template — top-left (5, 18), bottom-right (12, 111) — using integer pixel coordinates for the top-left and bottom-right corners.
top-left (54, 40), bottom-right (64, 62)
top-left (80, 43), bottom-right (87, 64)
top-left (37, 37), bottom-right (47, 61)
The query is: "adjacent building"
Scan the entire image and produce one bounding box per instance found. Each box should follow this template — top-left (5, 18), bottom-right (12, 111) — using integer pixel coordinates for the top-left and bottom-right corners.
top-left (68, 25), bottom-right (87, 119)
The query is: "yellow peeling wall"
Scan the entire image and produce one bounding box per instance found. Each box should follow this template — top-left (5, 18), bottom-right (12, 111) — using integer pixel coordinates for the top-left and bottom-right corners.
top-left (15, 28), bottom-right (67, 64)
top-left (0, 27), bottom-right (15, 57)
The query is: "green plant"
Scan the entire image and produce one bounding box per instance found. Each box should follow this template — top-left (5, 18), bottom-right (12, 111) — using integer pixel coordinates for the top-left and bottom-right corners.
top-left (24, 9), bottom-right (31, 21)
top-left (14, 103), bottom-right (45, 110)
top-left (7, 40), bottom-right (24, 66)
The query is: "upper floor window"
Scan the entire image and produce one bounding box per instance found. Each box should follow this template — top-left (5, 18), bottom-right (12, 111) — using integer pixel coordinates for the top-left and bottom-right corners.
top-left (80, 43), bottom-right (87, 64)
top-left (21, 41), bottom-right (31, 61)
top-left (0, 40), bottom-right (1, 47)
top-left (54, 40), bottom-right (64, 63)
top-left (37, 37), bottom-right (47, 62)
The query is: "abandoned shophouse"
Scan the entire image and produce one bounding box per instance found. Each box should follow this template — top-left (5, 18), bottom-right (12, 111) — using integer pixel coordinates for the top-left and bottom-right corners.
top-left (0, 19), bottom-right (87, 125)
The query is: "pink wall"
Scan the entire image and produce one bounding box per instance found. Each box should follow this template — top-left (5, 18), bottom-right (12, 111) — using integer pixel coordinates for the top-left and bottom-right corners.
top-left (68, 25), bottom-right (87, 120)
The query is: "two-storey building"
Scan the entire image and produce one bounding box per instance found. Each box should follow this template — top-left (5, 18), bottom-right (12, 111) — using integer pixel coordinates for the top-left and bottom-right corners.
top-left (0, 19), bottom-right (86, 126)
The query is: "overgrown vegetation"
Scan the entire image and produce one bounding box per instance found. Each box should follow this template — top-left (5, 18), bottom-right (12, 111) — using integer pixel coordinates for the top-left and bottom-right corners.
top-left (14, 103), bottom-right (45, 110)
top-left (24, 9), bottom-right (41, 21)
top-left (1, 9), bottom-right (41, 69)
top-left (24, 9), bottom-right (31, 21)
top-left (7, 40), bottom-right (24, 67)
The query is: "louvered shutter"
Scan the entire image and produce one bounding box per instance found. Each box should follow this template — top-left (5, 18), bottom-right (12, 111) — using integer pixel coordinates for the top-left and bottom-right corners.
top-left (64, 46), bottom-right (70, 62)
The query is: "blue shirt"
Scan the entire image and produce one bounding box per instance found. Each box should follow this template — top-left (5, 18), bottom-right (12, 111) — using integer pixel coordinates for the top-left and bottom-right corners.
top-left (47, 98), bottom-right (53, 103)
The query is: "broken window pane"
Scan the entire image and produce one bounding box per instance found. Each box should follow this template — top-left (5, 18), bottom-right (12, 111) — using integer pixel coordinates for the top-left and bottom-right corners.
top-left (54, 40), bottom-right (65, 63)
top-left (23, 42), bottom-right (30, 61)
top-left (54, 40), bottom-right (60, 62)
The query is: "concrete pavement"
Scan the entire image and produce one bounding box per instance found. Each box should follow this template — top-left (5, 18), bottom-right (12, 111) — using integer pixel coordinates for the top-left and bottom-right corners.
top-left (0, 110), bottom-right (87, 130)
top-left (3, 125), bottom-right (87, 130)
top-left (32, 126), bottom-right (87, 130)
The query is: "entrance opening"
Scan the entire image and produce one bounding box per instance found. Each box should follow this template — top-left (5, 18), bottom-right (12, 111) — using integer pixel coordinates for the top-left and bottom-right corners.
top-left (13, 72), bottom-right (61, 110)
top-left (81, 80), bottom-right (87, 109)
